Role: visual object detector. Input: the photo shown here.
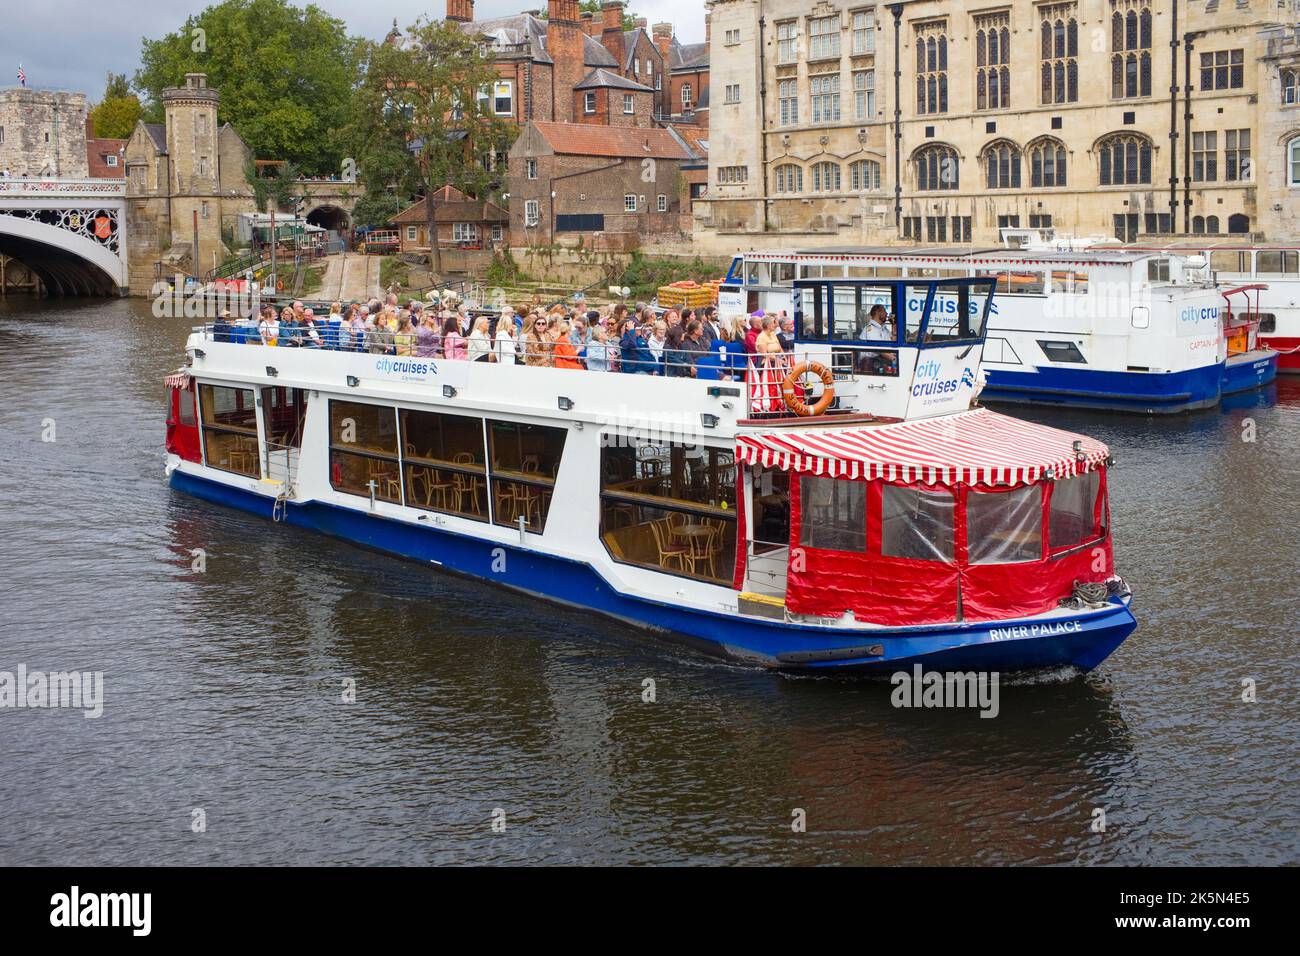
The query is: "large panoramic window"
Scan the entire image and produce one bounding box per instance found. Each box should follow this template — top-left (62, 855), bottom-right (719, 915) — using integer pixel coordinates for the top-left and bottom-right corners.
top-left (800, 476), bottom-right (866, 552)
top-left (1049, 471), bottom-right (1102, 550)
top-left (967, 485), bottom-right (1043, 564)
top-left (488, 420), bottom-right (566, 533)
top-left (599, 439), bottom-right (737, 584)
top-left (400, 409), bottom-right (488, 522)
top-left (199, 383), bottom-right (260, 478)
top-left (881, 486), bottom-right (955, 562)
top-left (329, 400), bottom-right (400, 503)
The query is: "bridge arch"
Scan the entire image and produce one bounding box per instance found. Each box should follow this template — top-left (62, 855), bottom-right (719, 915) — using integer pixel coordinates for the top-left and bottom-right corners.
top-left (0, 213), bottom-right (125, 295)
top-left (306, 203), bottom-right (350, 235)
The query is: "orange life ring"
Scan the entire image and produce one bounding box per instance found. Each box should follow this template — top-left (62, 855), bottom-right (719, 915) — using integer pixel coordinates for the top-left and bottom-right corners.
top-left (782, 361), bottom-right (835, 416)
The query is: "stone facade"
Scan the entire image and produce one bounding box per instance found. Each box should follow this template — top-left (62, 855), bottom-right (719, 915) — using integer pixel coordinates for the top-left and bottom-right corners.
top-left (0, 88), bottom-right (89, 178)
top-left (123, 73), bottom-right (255, 293)
top-left (695, 0), bottom-right (1300, 252)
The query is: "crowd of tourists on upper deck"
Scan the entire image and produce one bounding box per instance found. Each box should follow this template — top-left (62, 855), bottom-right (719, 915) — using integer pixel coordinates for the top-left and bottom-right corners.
top-left (211, 294), bottom-right (802, 379)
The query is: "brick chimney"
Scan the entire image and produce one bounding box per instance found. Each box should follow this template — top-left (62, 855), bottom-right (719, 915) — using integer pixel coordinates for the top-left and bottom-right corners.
top-left (634, 17), bottom-right (647, 30)
top-left (600, 1), bottom-right (626, 69)
top-left (446, 0), bottom-right (474, 23)
top-left (652, 22), bottom-right (673, 63)
top-left (547, 0), bottom-right (585, 123)
top-left (580, 11), bottom-right (598, 36)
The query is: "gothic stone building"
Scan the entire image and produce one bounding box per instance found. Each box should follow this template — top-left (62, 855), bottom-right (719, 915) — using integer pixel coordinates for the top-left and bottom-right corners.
top-left (122, 73), bottom-right (255, 294)
top-left (695, 0), bottom-right (1300, 252)
top-left (0, 87), bottom-right (89, 178)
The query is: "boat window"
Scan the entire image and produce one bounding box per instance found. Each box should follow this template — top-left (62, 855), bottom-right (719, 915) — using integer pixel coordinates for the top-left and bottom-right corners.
top-left (838, 283), bottom-right (898, 342)
top-left (1210, 250), bottom-right (1248, 274)
top-left (902, 284), bottom-right (932, 343)
top-left (978, 269), bottom-right (1045, 295)
top-left (1147, 259), bottom-right (1170, 282)
top-left (1048, 471), bottom-right (1101, 550)
top-left (799, 475), bottom-right (866, 551)
top-left (966, 485), bottom-right (1043, 564)
top-left (400, 409), bottom-right (488, 522)
top-left (1256, 251), bottom-right (1298, 276)
top-left (1037, 340), bottom-right (1087, 363)
top-left (1131, 306), bottom-right (1150, 329)
top-left (772, 262), bottom-right (796, 285)
top-left (1051, 270), bottom-right (1089, 294)
top-left (924, 281), bottom-right (989, 343)
top-left (329, 400), bottom-right (400, 503)
top-left (599, 438), bottom-right (737, 584)
top-left (200, 383), bottom-right (260, 478)
top-left (488, 420), bottom-right (567, 533)
top-left (178, 388), bottom-right (196, 427)
top-left (262, 387), bottom-right (307, 449)
top-left (881, 486), bottom-right (955, 562)
top-left (1258, 312), bottom-right (1276, 334)
top-left (747, 262), bottom-right (767, 286)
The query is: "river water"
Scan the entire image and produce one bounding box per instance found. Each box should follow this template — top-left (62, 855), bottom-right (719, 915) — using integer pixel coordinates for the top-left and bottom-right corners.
top-left (0, 296), bottom-right (1296, 866)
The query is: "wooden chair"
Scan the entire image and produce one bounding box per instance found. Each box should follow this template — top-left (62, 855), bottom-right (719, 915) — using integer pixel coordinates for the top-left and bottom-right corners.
top-left (451, 472), bottom-right (482, 514)
top-left (651, 519), bottom-right (690, 572)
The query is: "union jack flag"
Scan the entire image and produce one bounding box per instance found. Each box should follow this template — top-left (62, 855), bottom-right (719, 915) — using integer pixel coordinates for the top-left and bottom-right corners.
top-left (16, 65), bottom-right (25, 87)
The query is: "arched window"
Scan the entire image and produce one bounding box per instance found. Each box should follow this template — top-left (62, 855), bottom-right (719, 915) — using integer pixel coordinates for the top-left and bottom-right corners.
top-left (915, 145), bottom-right (959, 191)
top-left (1285, 70), bottom-right (1299, 106)
top-left (774, 164), bottom-right (802, 194)
top-left (681, 83), bottom-right (693, 109)
top-left (811, 161), bottom-right (841, 193)
top-left (1290, 138), bottom-right (1300, 187)
top-left (1098, 133), bottom-right (1152, 185)
top-left (984, 141), bottom-right (1021, 189)
top-left (1028, 138), bottom-right (1067, 187)
top-left (1207, 215), bottom-right (1221, 234)
top-left (1227, 213), bottom-right (1249, 234)
top-left (850, 159), bottom-right (881, 191)
top-left (1192, 215), bottom-right (1205, 235)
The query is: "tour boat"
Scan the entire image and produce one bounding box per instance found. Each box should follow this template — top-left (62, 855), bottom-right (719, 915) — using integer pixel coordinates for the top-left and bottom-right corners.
top-left (1119, 242), bottom-right (1300, 375)
top-left (719, 246), bottom-right (1278, 413)
top-left (164, 275), bottom-right (1135, 673)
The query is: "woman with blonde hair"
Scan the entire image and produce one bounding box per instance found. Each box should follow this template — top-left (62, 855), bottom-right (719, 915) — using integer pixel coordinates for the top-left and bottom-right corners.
top-left (467, 315), bottom-right (492, 362)
top-left (494, 314), bottom-right (518, 365)
top-left (551, 319), bottom-right (583, 370)
top-left (394, 315), bottom-right (415, 356)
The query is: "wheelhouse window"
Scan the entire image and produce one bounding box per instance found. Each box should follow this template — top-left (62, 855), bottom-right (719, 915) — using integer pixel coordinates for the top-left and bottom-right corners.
top-left (199, 383), bottom-right (260, 478)
top-left (488, 420), bottom-right (566, 533)
top-left (400, 409), bottom-right (488, 522)
top-left (1049, 471), bottom-right (1102, 550)
top-left (881, 486), bottom-right (955, 562)
top-left (800, 476), bottom-right (866, 551)
top-left (329, 400), bottom-right (400, 503)
top-left (967, 485), bottom-right (1043, 564)
top-left (599, 438), bottom-right (737, 584)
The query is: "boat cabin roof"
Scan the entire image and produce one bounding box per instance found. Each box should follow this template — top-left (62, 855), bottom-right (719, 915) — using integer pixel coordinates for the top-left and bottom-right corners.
top-left (739, 247), bottom-right (1158, 265)
top-left (736, 408), bottom-right (1108, 487)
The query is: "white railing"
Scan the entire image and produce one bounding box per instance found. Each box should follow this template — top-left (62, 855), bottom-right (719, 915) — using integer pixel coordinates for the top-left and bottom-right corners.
top-left (0, 178), bottom-right (126, 197)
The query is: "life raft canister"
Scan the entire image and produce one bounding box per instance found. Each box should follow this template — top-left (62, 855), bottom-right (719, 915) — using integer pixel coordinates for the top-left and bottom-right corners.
top-left (781, 361), bottom-right (835, 416)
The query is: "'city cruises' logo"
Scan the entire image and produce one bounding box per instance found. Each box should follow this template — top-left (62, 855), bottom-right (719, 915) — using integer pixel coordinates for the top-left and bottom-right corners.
top-left (912, 359), bottom-right (973, 399)
top-left (1179, 305), bottom-right (1219, 324)
top-left (374, 357), bottom-right (437, 380)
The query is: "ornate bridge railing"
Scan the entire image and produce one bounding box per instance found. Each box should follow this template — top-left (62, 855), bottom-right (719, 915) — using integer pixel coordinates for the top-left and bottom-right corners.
top-left (0, 178), bottom-right (126, 198)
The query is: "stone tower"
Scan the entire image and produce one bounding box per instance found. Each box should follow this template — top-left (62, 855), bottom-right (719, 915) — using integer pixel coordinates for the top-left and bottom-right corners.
top-left (161, 74), bottom-right (223, 277)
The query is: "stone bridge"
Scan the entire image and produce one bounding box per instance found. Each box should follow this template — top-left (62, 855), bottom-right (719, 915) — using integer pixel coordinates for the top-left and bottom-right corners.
top-left (0, 178), bottom-right (127, 295)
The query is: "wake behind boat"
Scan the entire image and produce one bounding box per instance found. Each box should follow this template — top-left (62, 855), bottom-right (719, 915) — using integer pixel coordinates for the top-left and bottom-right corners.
top-left (164, 274), bottom-right (1135, 673)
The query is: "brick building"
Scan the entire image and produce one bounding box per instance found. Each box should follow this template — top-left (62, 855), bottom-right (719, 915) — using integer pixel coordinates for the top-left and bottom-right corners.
top-left (85, 114), bottom-right (126, 179)
top-left (508, 122), bottom-right (692, 248)
top-left (388, 184), bottom-right (510, 252)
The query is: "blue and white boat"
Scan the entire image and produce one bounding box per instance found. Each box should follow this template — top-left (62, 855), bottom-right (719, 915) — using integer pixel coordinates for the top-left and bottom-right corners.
top-left (164, 275), bottom-right (1135, 673)
top-left (720, 245), bottom-right (1277, 413)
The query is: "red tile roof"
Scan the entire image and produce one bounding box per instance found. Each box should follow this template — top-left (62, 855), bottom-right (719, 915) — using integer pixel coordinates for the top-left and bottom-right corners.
top-left (530, 122), bottom-right (691, 160)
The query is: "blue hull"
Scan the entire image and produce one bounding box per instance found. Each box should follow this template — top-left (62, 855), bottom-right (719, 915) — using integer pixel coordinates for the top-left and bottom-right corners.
top-left (983, 362), bottom-right (1223, 414)
top-left (1221, 351), bottom-right (1278, 396)
top-left (169, 469), bottom-right (1137, 674)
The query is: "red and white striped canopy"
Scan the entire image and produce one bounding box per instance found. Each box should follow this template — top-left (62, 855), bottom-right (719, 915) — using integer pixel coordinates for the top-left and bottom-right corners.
top-left (735, 409), bottom-right (1109, 487)
top-left (164, 370), bottom-right (191, 389)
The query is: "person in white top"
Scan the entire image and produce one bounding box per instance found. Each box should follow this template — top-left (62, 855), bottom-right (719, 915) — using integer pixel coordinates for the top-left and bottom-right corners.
top-left (493, 315), bottom-right (518, 364)
top-left (466, 316), bottom-right (492, 362)
top-left (258, 308), bottom-right (279, 345)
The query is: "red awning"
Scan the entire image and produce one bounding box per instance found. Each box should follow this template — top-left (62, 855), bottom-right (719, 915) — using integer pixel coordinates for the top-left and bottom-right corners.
top-left (735, 409), bottom-right (1109, 487)
top-left (164, 370), bottom-right (191, 389)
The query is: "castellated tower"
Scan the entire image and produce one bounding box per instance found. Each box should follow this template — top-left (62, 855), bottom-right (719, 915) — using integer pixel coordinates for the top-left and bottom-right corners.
top-left (163, 73), bottom-right (220, 195)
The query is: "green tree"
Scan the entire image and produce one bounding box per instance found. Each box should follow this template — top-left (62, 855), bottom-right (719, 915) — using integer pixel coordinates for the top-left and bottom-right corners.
top-left (349, 17), bottom-right (514, 275)
top-left (543, 2), bottom-right (639, 29)
top-left (134, 0), bottom-right (359, 175)
top-left (89, 72), bottom-right (144, 139)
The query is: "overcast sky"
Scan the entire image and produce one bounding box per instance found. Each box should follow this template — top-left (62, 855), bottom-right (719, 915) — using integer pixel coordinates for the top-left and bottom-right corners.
top-left (0, 0), bottom-right (706, 102)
